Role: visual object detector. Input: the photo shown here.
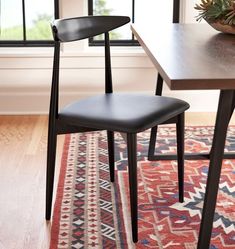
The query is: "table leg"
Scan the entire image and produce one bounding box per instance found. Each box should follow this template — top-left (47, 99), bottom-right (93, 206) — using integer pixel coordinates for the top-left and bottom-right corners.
top-left (197, 90), bottom-right (235, 249)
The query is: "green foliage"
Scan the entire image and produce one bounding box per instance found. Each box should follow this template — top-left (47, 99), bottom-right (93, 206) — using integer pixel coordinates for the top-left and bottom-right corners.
top-left (0, 26), bottom-right (23, 40)
top-left (0, 14), bottom-right (52, 40)
top-left (94, 0), bottom-right (112, 15)
top-left (195, 0), bottom-right (235, 25)
top-left (27, 14), bottom-right (53, 40)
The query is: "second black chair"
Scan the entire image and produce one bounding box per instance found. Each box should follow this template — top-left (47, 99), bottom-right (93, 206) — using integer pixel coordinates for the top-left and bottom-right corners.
top-left (46, 15), bottom-right (190, 243)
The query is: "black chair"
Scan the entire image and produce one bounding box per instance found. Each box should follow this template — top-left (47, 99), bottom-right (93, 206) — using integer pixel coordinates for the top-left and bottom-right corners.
top-left (46, 15), bottom-right (190, 243)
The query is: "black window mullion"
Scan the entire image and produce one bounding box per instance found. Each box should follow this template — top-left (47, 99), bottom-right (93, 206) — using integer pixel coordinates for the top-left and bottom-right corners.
top-left (54, 0), bottom-right (59, 19)
top-left (132, 0), bottom-right (135, 23)
top-left (132, 0), bottom-right (135, 41)
top-left (22, 0), bottom-right (27, 41)
top-left (173, 0), bottom-right (180, 23)
top-left (88, 0), bottom-right (93, 16)
top-left (88, 0), bottom-right (94, 45)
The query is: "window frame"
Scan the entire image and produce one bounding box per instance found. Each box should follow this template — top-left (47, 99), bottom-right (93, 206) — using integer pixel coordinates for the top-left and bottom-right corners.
top-left (0, 0), bottom-right (59, 47)
top-left (88, 0), bottom-right (138, 46)
top-left (88, 0), bottom-right (180, 46)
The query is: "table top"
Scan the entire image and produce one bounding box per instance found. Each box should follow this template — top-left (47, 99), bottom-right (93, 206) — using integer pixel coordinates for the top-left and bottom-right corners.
top-left (131, 24), bottom-right (235, 90)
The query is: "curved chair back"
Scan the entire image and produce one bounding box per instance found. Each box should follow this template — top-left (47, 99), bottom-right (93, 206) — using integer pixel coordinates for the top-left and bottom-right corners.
top-left (52, 16), bottom-right (130, 42)
top-left (49, 15), bottom-right (130, 123)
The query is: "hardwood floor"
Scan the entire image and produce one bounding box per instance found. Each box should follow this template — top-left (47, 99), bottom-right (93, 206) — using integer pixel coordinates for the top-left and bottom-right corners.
top-left (0, 113), bottom-right (234, 249)
top-left (0, 116), bottom-right (64, 249)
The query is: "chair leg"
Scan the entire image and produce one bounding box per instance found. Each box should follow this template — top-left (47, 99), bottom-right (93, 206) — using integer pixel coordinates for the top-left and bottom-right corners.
top-left (176, 113), bottom-right (185, 203)
top-left (107, 131), bottom-right (115, 182)
top-left (148, 126), bottom-right (158, 160)
top-left (45, 124), bottom-right (57, 220)
top-left (127, 133), bottom-right (138, 243)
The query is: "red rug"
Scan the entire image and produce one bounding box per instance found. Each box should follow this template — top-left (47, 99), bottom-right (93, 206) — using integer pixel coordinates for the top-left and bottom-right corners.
top-left (50, 127), bottom-right (235, 249)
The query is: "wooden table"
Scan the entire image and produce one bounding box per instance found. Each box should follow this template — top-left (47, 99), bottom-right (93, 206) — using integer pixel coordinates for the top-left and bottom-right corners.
top-left (131, 23), bottom-right (235, 249)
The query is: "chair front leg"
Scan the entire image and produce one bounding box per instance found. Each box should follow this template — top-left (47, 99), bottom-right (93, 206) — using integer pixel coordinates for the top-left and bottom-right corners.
top-left (46, 121), bottom-right (57, 220)
top-left (176, 112), bottom-right (185, 203)
top-left (107, 131), bottom-right (115, 182)
top-left (127, 133), bottom-right (138, 243)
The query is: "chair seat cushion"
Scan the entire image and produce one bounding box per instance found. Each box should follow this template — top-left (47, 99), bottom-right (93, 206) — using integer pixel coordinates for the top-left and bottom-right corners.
top-left (59, 93), bottom-right (189, 133)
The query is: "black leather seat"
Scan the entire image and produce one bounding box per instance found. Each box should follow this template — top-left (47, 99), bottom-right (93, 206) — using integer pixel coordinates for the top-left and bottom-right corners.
top-left (60, 93), bottom-right (188, 133)
top-left (45, 15), bottom-right (190, 243)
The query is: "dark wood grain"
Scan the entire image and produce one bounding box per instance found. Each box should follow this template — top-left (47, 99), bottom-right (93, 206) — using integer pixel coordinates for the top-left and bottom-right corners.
top-left (131, 24), bottom-right (235, 90)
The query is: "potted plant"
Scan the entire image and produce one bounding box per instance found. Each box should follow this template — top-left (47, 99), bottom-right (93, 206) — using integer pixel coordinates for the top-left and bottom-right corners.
top-left (195, 0), bottom-right (235, 34)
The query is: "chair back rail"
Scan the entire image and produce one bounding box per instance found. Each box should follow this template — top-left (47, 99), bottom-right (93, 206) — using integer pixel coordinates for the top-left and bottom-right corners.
top-left (51, 16), bottom-right (130, 42)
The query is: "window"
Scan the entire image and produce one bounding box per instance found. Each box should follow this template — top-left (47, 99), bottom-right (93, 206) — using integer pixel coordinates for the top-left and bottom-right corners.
top-left (0, 0), bottom-right (59, 46)
top-left (88, 0), bottom-right (180, 46)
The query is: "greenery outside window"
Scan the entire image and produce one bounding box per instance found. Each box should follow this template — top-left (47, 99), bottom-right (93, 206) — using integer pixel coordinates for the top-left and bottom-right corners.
top-left (88, 0), bottom-right (180, 46)
top-left (0, 0), bottom-right (59, 47)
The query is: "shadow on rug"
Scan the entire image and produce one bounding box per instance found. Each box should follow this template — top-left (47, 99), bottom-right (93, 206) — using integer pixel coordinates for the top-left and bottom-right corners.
top-left (50, 126), bottom-right (235, 249)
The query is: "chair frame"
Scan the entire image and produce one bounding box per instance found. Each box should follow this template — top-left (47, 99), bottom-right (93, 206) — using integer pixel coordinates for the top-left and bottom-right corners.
top-left (46, 16), bottom-right (186, 243)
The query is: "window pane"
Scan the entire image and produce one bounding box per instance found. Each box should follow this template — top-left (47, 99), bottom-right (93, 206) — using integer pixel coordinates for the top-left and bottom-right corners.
top-left (0, 0), bottom-right (23, 40)
top-left (184, 0), bottom-right (200, 23)
top-left (93, 0), bottom-right (132, 40)
top-left (135, 0), bottom-right (173, 25)
top-left (25, 0), bottom-right (54, 40)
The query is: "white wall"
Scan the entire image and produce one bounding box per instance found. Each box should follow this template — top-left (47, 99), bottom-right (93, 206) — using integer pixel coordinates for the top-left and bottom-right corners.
top-left (0, 0), bottom-right (219, 114)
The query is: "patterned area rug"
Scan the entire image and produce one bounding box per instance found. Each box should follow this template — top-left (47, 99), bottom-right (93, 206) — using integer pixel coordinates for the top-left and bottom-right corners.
top-left (50, 127), bottom-right (235, 249)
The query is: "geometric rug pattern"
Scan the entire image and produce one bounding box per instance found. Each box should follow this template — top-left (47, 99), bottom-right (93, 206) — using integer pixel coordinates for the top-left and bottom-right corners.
top-left (50, 126), bottom-right (235, 249)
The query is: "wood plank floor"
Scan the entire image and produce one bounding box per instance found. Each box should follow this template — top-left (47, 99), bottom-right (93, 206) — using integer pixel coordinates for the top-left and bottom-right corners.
top-left (0, 116), bottom-right (64, 249)
top-left (0, 113), bottom-right (234, 249)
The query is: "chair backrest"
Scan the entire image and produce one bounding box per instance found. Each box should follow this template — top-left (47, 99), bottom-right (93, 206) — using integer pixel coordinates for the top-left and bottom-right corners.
top-left (51, 16), bottom-right (130, 42)
top-left (49, 15), bottom-right (130, 119)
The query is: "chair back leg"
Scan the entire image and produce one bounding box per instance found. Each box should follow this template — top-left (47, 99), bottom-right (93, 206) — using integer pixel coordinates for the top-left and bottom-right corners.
top-left (127, 133), bottom-right (138, 243)
top-left (148, 73), bottom-right (163, 160)
top-left (107, 131), bottom-right (115, 182)
top-left (148, 126), bottom-right (158, 160)
top-left (176, 112), bottom-right (185, 203)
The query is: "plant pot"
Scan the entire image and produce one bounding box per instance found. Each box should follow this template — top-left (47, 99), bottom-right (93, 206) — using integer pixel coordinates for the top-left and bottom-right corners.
top-left (206, 20), bottom-right (235, 35)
